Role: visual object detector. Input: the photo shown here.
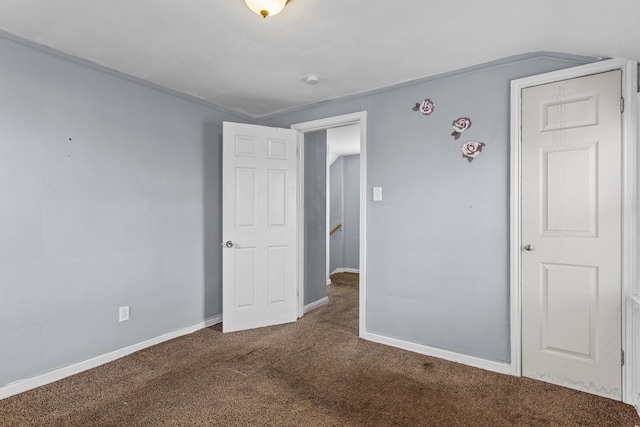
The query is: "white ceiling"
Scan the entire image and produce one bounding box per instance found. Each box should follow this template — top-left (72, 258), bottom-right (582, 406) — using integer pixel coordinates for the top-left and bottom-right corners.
top-left (0, 0), bottom-right (639, 119)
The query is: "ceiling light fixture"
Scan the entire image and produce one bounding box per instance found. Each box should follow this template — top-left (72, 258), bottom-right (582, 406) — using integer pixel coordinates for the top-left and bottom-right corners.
top-left (244, 0), bottom-right (288, 18)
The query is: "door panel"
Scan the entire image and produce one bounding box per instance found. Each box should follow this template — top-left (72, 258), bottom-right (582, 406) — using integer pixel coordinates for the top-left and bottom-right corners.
top-left (235, 168), bottom-right (257, 227)
top-left (267, 170), bottom-right (287, 226)
top-left (222, 122), bottom-right (298, 333)
top-left (236, 247), bottom-right (257, 307)
top-left (541, 263), bottom-right (597, 359)
top-left (521, 70), bottom-right (622, 399)
top-left (268, 246), bottom-right (287, 303)
top-left (542, 144), bottom-right (597, 236)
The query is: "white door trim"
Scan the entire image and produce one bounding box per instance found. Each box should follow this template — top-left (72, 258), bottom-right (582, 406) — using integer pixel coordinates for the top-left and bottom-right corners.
top-left (291, 112), bottom-right (367, 336)
top-left (510, 58), bottom-right (638, 405)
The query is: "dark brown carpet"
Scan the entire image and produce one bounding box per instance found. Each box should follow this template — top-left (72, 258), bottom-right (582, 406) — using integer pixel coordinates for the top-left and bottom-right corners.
top-left (1, 272), bottom-right (638, 426)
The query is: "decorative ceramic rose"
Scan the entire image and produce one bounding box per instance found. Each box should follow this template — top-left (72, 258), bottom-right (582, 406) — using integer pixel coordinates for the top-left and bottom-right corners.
top-left (412, 99), bottom-right (434, 116)
top-left (451, 117), bottom-right (472, 140)
top-left (461, 141), bottom-right (485, 162)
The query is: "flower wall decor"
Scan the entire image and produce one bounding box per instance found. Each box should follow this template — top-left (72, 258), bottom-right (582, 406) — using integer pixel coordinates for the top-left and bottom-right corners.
top-left (451, 117), bottom-right (472, 140)
top-left (412, 99), bottom-right (435, 116)
top-left (408, 100), bottom-right (485, 163)
top-left (461, 141), bottom-right (485, 162)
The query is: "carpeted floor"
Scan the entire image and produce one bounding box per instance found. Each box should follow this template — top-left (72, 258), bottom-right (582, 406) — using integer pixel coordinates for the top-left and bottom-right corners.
top-left (1, 272), bottom-right (639, 426)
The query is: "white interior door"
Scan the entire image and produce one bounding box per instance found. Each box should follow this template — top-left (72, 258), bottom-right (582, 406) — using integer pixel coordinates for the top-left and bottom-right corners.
top-left (521, 70), bottom-right (622, 399)
top-left (222, 122), bottom-right (298, 333)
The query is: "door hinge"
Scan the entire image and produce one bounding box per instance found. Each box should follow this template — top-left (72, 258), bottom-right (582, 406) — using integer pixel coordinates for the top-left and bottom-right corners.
top-left (621, 349), bottom-right (625, 366)
top-left (620, 97), bottom-right (625, 113)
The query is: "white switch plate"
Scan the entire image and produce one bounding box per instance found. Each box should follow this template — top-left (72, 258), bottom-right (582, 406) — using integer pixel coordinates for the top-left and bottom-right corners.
top-left (119, 305), bottom-right (130, 322)
top-left (373, 186), bottom-right (382, 201)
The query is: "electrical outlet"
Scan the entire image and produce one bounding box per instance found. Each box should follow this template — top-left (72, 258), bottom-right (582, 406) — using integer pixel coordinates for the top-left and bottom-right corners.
top-left (119, 305), bottom-right (130, 322)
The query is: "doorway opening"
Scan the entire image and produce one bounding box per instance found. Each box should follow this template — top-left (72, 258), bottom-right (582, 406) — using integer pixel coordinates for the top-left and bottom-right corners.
top-left (292, 112), bottom-right (367, 338)
top-left (327, 125), bottom-right (361, 283)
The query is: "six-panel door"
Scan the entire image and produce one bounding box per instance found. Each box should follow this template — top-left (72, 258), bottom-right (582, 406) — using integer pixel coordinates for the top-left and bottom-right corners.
top-left (222, 122), bottom-right (299, 333)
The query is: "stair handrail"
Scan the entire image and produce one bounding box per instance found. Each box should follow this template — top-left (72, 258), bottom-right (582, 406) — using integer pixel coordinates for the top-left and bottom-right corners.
top-left (330, 223), bottom-right (342, 235)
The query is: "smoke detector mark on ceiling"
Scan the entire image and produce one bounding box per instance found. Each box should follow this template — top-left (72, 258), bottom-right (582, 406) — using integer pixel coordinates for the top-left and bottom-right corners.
top-left (305, 74), bottom-right (320, 85)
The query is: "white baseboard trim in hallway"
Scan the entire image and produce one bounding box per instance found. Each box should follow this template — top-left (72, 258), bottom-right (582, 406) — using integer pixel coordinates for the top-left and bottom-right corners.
top-left (304, 297), bottom-right (329, 314)
top-left (0, 315), bottom-right (222, 401)
top-left (362, 331), bottom-right (512, 376)
top-left (330, 268), bottom-right (359, 275)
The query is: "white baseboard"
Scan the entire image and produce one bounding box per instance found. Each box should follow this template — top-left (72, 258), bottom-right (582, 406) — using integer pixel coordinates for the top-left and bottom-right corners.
top-left (330, 268), bottom-right (359, 275)
top-left (0, 314), bottom-right (222, 401)
top-left (362, 331), bottom-right (512, 376)
top-left (304, 297), bottom-right (329, 314)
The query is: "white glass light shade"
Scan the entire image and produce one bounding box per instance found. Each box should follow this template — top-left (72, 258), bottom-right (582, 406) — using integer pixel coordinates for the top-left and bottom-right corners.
top-left (244, 0), bottom-right (287, 18)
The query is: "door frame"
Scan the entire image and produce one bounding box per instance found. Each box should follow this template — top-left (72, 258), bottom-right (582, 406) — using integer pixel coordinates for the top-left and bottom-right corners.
top-left (291, 111), bottom-right (367, 337)
top-left (509, 59), bottom-right (638, 404)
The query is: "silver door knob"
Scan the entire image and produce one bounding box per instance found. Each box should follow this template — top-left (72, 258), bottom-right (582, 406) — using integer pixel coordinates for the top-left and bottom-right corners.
top-left (225, 241), bottom-right (233, 248)
top-left (524, 244), bottom-right (535, 251)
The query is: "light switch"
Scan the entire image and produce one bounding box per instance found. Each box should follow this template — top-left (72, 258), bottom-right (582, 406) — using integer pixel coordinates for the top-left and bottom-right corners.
top-left (373, 187), bottom-right (382, 201)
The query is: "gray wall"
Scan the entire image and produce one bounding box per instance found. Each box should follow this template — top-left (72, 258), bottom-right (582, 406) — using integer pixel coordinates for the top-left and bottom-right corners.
top-left (260, 54), bottom-right (596, 363)
top-left (0, 37), bottom-right (596, 390)
top-left (343, 155), bottom-right (360, 270)
top-left (0, 35), bottom-right (247, 386)
top-left (329, 155), bottom-right (360, 273)
top-left (304, 131), bottom-right (328, 306)
top-left (329, 157), bottom-right (345, 273)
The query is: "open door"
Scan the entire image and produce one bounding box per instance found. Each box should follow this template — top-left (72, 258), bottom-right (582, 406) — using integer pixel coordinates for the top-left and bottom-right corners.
top-left (222, 122), bottom-right (299, 333)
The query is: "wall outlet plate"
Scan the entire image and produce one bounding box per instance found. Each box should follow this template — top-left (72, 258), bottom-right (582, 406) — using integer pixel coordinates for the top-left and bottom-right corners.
top-left (373, 186), bottom-right (382, 201)
top-left (119, 306), bottom-right (130, 322)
